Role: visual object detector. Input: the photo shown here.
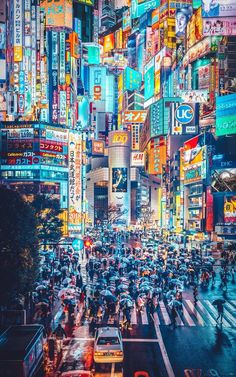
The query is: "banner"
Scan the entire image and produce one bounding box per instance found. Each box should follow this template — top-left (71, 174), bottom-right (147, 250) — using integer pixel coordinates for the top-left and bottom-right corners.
top-left (144, 58), bottom-right (155, 101)
top-left (179, 90), bottom-right (208, 103)
top-left (40, 0), bottom-right (73, 29)
top-left (131, 152), bottom-right (145, 166)
top-left (203, 17), bottom-right (236, 36)
top-left (201, 0), bottom-right (236, 18)
top-left (124, 110), bottom-right (146, 123)
top-left (224, 196), bottom-right (236, 223)
top-left (13, 0), bottom-right (23, 61)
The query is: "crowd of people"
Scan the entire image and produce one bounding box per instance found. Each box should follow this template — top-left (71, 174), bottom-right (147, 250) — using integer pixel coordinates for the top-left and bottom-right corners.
top-left (28, 229), bottom-right (235, 340)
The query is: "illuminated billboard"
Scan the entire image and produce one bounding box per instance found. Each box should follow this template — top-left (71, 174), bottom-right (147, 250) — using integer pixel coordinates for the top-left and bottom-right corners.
top-left (203, 18), bottom-right (236, 36)
top-left (92, 140), bottom-right (104, 155)
top-left (184, 137), bottom-right (207, 184)
top-left (201, 0), bottom-right (236, 18)
top-left (13, 0), bottom-right (23, 61)
top-left (41, 0), bottom-right (73, 29)
top-left (144, 58), bottom-right (154, 101)
top-left (224, 196), bottom-right (236, 223)
top-left (76, 0), bottom-right (94, 5)
top-left (112, 168), bottom-right (128, 193)
top-left (131, 0), bottom-right (160, 19)
top-left (131, 152), bottom-right (145, 166)
top-left (89, 66), bottom-right (106, 102)
top-left (68, 132), bottom-right (82, 233)
top-left (212, 169), bottom-right (236, 192)
top-left (123, 67), bottom-right (142, 91)
top-left (103, 33), bottom-right (115, 53)
top-left (123, 8), bottom-right (131, 31)
top-left (216, 93), bottom-right (236, 136)
top-left (87, 45), bottom-right (100, 65)
top-left (124, 110), bottom-right (146, 123)
top-left (176, 6), bottom-right (193, 38)
top-left (109, 131), bottom-right (130, 147)
top-left (179, 90), bottom-right (208, 103)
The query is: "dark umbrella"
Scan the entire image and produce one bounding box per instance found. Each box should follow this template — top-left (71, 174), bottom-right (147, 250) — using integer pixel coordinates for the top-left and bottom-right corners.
top-left (212, 299), bottom-right (226, 306)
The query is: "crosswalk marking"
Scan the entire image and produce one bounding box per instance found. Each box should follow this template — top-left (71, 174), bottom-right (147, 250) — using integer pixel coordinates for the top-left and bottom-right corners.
top-left (159, 301), bottom-right (170, 325)
top-left (223, 306), bottom-right (236, 327)
top-left (131, 304), bottom-right (137, 324)
top-left (182, 304), bottom-right (195, 326)
top-left (185, 300), bottom-right (204, 326)
top-left (196, 301), bottom-right (216, 326)
top-left (141, 308), bottom-right (149, 324)
top-left (205, 300), bottom-right (231, 328)
top-left (153, 312), bottom-right (160, 325)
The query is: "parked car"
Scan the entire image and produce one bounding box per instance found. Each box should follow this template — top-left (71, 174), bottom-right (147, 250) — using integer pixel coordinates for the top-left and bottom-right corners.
top-left (93, 327), bottom-right (124, 364)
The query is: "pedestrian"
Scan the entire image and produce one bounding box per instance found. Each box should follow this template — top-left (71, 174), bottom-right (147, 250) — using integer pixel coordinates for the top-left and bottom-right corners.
top-left (211, 270), bottom-right (216, 285)
top-left (216, 302), bottom-right (224, 325)
top-left (169, 306), bottom-right (178, 328)
top-left (193, 285), bottom-right (198, 305)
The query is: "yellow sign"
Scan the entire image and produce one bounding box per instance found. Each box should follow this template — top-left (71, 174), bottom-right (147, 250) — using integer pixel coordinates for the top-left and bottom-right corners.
top-left (14, 46), bottom-right (23, 62)
top-left (112, 133), bottom-right (128, 145)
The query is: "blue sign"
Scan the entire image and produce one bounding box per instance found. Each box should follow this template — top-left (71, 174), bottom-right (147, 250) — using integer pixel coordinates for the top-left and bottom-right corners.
top-left (72, 238), bottom-right (84, 251)
top-left (175, 104), bottom-right (194, 124)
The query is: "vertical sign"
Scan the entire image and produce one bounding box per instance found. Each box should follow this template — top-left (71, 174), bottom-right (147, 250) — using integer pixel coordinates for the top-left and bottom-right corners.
top-left (69, 132), bottom-right (82, 233)
top-left (14, 0), bottom-right (23, 61)
top-left (59, 32), bottom-right (66, 85)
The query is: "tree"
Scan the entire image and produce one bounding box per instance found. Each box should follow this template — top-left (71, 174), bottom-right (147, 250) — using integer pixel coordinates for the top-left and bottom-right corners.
top-left (31, 195), bottom-right (63, 249)
top-left (108, 203), bottom-right (128, 225)
top-left (0, 186), bottom-right (39, 308)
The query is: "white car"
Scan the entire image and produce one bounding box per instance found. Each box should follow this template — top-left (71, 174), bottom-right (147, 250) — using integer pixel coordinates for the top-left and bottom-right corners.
top-left (60, 371), bottom-right (93, 377)
top-left (93, 327), bottom-right (124, 364)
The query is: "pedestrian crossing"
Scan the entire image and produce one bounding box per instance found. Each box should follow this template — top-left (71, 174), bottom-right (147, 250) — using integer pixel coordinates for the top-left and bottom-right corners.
top-left (85, 300), bottom-right (236, 328)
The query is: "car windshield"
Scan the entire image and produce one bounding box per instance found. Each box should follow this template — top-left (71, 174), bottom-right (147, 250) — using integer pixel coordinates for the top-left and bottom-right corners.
top-left (97, 336), bottom-right (120, 345)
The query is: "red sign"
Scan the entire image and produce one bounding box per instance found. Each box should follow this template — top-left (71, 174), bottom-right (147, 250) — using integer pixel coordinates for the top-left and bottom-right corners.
top-left (40, 141), bottom-right (63, 153)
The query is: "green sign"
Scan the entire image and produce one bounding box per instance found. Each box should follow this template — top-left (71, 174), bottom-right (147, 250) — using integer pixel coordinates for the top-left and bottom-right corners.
top-left (144, 58), bottom-right (154, 101)
top-left (216, 114), bottom-right (236, 137)
top-left (87, 45), bottom-right (100, 65)
top-left (123, 67), bottom-right (142, 92)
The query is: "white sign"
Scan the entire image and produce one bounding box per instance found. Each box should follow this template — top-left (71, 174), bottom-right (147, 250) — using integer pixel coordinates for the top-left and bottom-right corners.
top-left (131, 152), bottom-right (145, 167)
top-left (13, 0), bottom-right (23, 61)
top-left (179, 90), bottom-right (209, 103)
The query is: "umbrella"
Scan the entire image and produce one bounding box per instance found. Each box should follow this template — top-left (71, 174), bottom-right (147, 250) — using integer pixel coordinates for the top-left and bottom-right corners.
top-left (128, 271), bottom-right (138, 278)
top-left (171, 279), bottom-right (182, 285)
top-left (212, 299), bottom-right (226, 306)
top-left (117, 284), bottom-right (128, 291)
top-left (61, 266), bottom-right (69, 271)
top-left (62, 277), bottom-right (71, 285)
top-left (120, 293), bottom-right (132, 300)
top-left (36, 285), bottom-right (46, 291)
top-left (122, 257), bottom-right (130, 263)
top-left (153, 287), bottom-right (162, 293)
top-left (100, 289), bottom-right (112, 296)
top-left (120, 298), bottom-right (133, 308)
top-left (169, 299), bottom-right (182, 308)
top-left (105, 295), bottom-right (117, 302)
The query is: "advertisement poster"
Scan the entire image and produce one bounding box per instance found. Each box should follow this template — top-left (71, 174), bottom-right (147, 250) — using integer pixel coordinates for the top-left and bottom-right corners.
top-left (123, 8), bottom-right (131, 31)
top-left (112, 168), bottom-right (128, 193)
top-left (224, 196), bottom-right (236, 223)
top-left (179, 90), bottom-right (208, 103)
top-left (127, 34), bottom-right (137, 68)
top-left (40, 0), bottom-right (73, 29)
top-left (103, 33), bottom-right (115, 53)
top-left (212, 169), bottom-right (236, 192)
top-left (123, 66), bottom-right (142, 91)
top-left (131, 152), bottom-right (145, 166)
top-left (216, 93), bottom-right (236, 136)
top-left (176, 6), bottom-right (193, 38)
top-left (203, 17), bottom-right (236, 36)
top-left (201, 0), bottom-right (236, 18)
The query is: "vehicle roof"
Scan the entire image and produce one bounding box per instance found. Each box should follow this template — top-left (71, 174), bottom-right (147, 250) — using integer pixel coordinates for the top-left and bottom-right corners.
top-left (0, 325), bottom-right (43, 360)
top-left (97, 327), bottom-right (120, 337)
top-left (61, 371), bottom-right (91, 377)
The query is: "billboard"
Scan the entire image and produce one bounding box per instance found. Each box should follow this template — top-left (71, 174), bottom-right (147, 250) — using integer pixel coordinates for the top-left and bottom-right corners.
top-left (13, 0), bottom-right (23, 61)
top-left (103, 33), bottom-right (115, 53)
top-left (41, 0), bottom-right (73, 29)
top-left (0, 23), bottom-right (6, 49)
top-left (203, 18), bottom-right (236, 36)
top-left (68, 132), bottom-right (82, 233)
top-left (224, 196), bottom-right (236, 223)
top-left (123, 8), bottom-right (131, 31)
top-left (154, 49), bottom-right (165, 97)
top-left (179, 90), bottom-right (208, 103)
top-left (76, 0), bottom-right (94, 4)
top-left (212, 168), bottom-right (236, 192)
top-left (109, 131), bottom-right (130, 147)
top-left (89, 66), bottom-right (106, 102)
top-left (201, 0), bottom-right (236, 18)
top-left (86, 45), bottom-right (100, 64)
top-left (92, 140), bottom-right (104, 155)
top-left (124, 110), bottom-right (146, 123)
top-left (131, 152), bottom-right (145, 166)
top-left (184, 138), bottom-right (207, 184)
top-left (176, 6), bottom-right (193, 38)
top-left (123, 67), bottom-right (142, 91)
top-left (131, 0), bottom-right (160, 19)
top-left (127, 34), bottom-right (137, 69)
top-left (112, 168), bottom-right (128, 193)
top-left (216, 93), bottom-right (236, 136)
top-left (144, 58), bottom-right (155, 101)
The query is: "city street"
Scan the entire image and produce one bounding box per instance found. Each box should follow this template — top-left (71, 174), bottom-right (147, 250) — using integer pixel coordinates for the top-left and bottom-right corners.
top-left (48, 237), bottom-right (236, 377)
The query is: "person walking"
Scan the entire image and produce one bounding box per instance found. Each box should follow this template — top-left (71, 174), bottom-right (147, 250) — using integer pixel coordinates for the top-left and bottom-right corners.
top-left (169, 306), bottom-right (178, 329)
top-left (214, 301), bottom-right (225, 325)
top-left (193, 284), bottom-right (198, 305)
top-left (53, 324), bottom-right (67, 353)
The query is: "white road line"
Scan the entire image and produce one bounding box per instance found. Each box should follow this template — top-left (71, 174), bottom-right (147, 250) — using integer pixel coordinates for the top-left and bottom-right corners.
top-left (205, 300), bottom-right (231, 328)
top-left (185, 300), bottom-right (204, 326)
top-left (229, 300), bottom-right (236, 309)
top-left (159, 301), bottom-right (170, 325)
top-left (152, 314), bottom-right (175, 377)
top-left (141, 309), bottom-right (149, 324)
top-left (223, 307), bottom-right (236, 327)
top-left (225, 301), bottom-right (236, 313)
top-left (182, 304), bottom-right (195, 326)
top-left (153, 311), bottom-right (160, 325)
top-left (131, 304), bottom-right (137, 325)
top-left (196, 301), bottom-right (215, 326)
